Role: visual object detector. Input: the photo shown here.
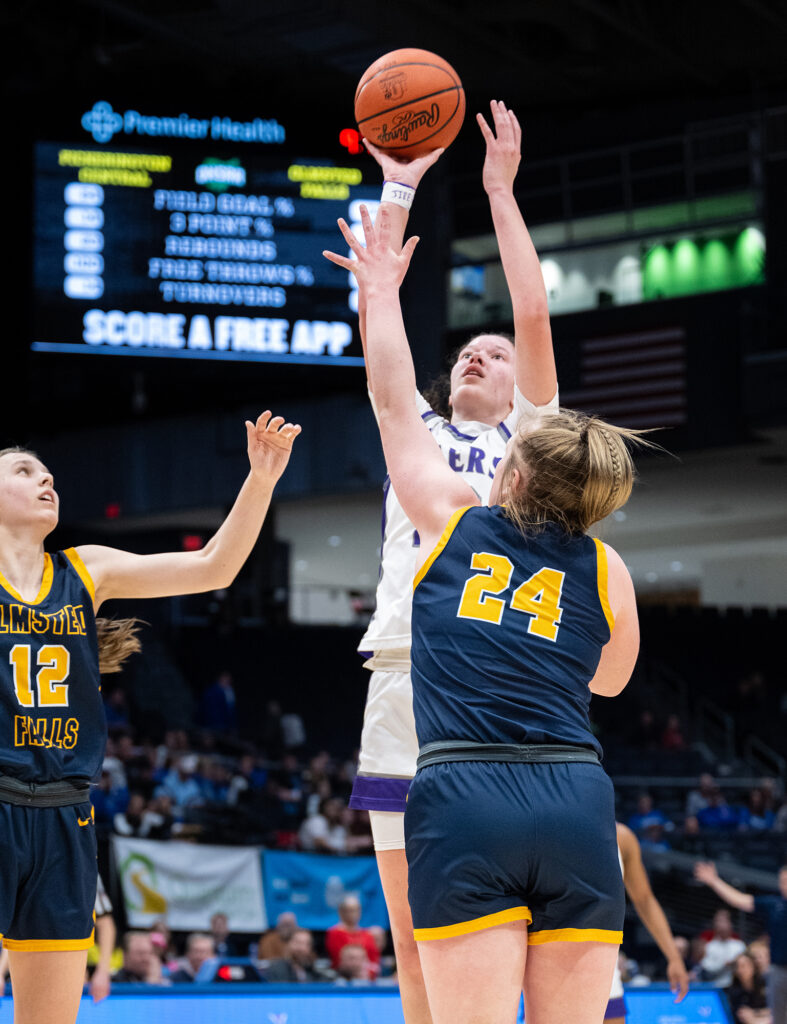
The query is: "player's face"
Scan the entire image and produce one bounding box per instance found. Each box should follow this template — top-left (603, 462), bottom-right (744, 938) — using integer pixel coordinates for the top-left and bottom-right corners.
top-left (448, 335), bottom-right (515, 425)
top-left (0, 453), bottom-right (59, 531)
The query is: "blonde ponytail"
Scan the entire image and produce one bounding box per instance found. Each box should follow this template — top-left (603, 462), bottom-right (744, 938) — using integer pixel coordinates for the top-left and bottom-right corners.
top-left (96, 617), bottom-right (143, 674)
top-left (500, 410), bottom-right (658, 535)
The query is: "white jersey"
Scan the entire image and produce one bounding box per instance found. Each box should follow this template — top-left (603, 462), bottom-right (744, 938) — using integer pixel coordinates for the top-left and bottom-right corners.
top-left (359, 386), bottom-right (559, 656)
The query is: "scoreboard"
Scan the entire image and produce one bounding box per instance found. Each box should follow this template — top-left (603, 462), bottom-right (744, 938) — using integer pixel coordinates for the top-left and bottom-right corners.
top-left (32, 102), bottom-right (378, 366)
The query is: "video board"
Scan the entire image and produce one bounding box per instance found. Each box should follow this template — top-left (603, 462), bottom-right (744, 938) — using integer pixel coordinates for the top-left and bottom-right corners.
top-left (32, 101), bottom-right (377, 365)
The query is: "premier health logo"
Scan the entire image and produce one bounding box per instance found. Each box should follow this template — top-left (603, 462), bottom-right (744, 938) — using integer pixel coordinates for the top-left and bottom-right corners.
top-left (82, 101), bottom-right (123, 143)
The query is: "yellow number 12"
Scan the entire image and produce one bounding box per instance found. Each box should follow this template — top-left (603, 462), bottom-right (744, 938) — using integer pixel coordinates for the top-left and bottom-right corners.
top-left (9, 644), bottom-right (71, 708)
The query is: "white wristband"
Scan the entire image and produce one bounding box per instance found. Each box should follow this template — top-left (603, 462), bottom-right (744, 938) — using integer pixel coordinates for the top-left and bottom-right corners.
top-left (381, 180), bottom-right (416, 210)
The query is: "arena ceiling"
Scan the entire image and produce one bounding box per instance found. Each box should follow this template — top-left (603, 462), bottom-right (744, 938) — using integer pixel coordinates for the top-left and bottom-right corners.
top-left (7, 0), bottom-right (787, 149)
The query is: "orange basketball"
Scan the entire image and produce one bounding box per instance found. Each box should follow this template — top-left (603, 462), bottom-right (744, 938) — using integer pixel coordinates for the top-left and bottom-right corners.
top-left (354, 48), bottom-right (465, 158)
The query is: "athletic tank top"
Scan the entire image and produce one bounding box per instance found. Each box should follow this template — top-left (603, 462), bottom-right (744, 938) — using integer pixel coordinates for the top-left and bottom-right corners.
top-left (411, 507), bottom-right (614, 754)
top-left (0, 548), bottom-right (104, 783)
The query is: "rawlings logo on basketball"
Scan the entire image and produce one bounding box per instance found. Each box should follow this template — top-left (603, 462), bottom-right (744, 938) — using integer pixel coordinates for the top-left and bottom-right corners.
top-left (377, 103), bottom-right (440, 145)
top-left (379, 72), bottom-right (406, 101)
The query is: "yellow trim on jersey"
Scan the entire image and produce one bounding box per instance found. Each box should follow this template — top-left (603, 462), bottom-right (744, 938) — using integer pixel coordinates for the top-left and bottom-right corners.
top-left (527, 927), bottom-right (622, 946)
top-left (2, 931), bottom-right (95, 951)
top-left (0, 554), bottom-right (54, 606)
top-left (593, 538), bottom-right (615, 633)
top-left (414, 906), bottom-right (532, 941)
top-left (413, 506), bottom-right (474, 591)
top-left (63, 547), bottom-right (97, 604)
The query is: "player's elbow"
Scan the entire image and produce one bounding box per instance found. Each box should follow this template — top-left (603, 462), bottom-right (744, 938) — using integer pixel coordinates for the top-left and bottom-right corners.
top-left (589, 671), bottom-right (632, 697)
top-left (196, 550), bottom-right (238, 591)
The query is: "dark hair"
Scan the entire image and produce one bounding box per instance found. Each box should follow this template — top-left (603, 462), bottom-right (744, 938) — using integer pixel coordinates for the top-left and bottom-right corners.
top-left (421, 332), bottom-right (515, 418)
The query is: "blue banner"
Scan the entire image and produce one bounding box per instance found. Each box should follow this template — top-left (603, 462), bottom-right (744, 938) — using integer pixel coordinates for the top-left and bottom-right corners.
top-left (262, 851), bottom-right (389, 930)
top-left (52, 986), bottom-right (404, 1024)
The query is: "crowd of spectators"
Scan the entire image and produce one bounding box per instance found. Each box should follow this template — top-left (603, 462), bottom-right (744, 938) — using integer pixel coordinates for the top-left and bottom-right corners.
top-left (87, 899), bottom-right (397, 991)
top-left (94, 676), bottom-right (370, 851)
top-left (614, 911), bottom-right (776, 1022)
top-left (623, 774), bottom-right (787, 853)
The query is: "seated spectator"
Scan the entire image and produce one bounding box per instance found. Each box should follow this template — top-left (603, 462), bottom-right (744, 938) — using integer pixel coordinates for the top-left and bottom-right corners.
top-left (154, 754), bottom-right (204, 815)
top-left (113, 931), bottom-right (168, 984)
top-left (689, 936), bottom-right (708, 980)
top-left (305, 777), bottom-right (333, 819)
top-left (334, 943), bottom-right (374, 985)
top-left (199, 758), bottom-right (232, 804)
top-left (748, 938), bottom-right (771, 982)
top-left (102, 737), bottom-right (130, 790)
top-left (683, 815), bottom-right (701, 836)
top-left (149, 919), bottom-right (177, 964)
top-left (343, 807), bottom-right (374, 854)
top-left (727, 952), bottom-right (769, 1023)
top-left (103, 687), bottom-right (130, 727)
top-left (739, 788), bottom-right (776, 832)
top-left (280, 709), bottom-right (307, 752)
top-left (258, 911), bottom-right (298, 961)
top-left (168, 933), bottom-right (217, 983)
top-left (325, 896), bottom-right (380, 975)
top-left (210, 912), bottom-right (243, 958)
top-left (264, 929), bottom-right (331, 982)
top-left (627, 793), bottom-right (674, 838)
top-left (299, 797), bottom-right (349, 853)
top-left (660, 713), bottom-right (687, 751)
top-left (686, 773), bottom-right (717, 818)
top-left (639, 822), bottom-right (671, 852)
top-left (113, 792), bottom-right (168, 838)
top-left (699, 910), bottom-right (746, 987)
top-left (198, 670), bottom-right (238, 734)
top-left (227, 754), bottom-right (267, 807)
top-left (697, 788), bottom-right (740, 831)
top-left (145, 793), bottom-right (176, 839)
top-left (630, 708), bottom-right (660, 751)
top-left (618, 950), bottom-right (650, 987)
top-left (270, 753), bottom-right (305, 830)
top-left (91, 768), bottom-right (129, 827)
top-left (366, 925), bottom-right (396, 979)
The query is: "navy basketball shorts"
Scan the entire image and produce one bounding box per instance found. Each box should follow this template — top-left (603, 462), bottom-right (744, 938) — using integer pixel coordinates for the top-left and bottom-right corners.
top-left (405, 760), bottom-right (624, 944)
top-left (0, 800), bottom-right (97, 951)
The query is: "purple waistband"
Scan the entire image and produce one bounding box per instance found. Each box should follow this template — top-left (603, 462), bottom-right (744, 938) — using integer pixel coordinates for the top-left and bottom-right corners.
top-left (604, 995), bottom-right (626, 1019)
top-left (350, 775), bottom-right (411, 812)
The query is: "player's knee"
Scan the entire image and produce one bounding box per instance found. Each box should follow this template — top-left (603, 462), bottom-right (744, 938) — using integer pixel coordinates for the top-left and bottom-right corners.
top-left (393, 934), bottom-right (423, 975)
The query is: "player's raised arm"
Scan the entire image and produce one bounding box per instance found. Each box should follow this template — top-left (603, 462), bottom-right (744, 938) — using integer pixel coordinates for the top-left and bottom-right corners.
top-left (77, 411), bottom-right (300, 608)
top-left (356, 142), bottom-right (444, 381)
top-left (324, 206), bottom-right (478, 545)
top-left (477, 100), bottom-right (557, 407)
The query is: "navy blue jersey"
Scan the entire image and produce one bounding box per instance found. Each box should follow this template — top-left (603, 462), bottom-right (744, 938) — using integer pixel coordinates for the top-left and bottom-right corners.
top-left (0, 549), bottom-right (104, 783)
top-left (411, 506), bottom-right (613, 755)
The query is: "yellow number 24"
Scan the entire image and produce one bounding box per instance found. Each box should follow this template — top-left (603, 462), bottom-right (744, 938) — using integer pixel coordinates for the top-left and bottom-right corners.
top-left (457, 553), bottom-right (565, 642)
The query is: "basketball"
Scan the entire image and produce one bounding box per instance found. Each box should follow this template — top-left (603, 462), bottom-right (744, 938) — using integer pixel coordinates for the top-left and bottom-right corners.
top-left (354, 48), bottom-right (465, 158)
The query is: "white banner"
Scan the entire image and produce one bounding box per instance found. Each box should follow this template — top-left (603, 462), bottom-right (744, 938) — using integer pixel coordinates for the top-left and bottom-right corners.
top-left (112, 837), bottom-right (267, 933)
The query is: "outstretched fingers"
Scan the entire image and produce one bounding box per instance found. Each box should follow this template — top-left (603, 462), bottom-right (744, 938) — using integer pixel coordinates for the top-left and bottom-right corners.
top-left (401, 235), bottom-right (420, 267)
top-left (476, 110), bottom-right (495, 142)
top-left (247, 414), bottom-right (302, 443)
top-left (323, 248), bottom-right (354, 271)
top-left (337, 216), bottom-right (365, 254)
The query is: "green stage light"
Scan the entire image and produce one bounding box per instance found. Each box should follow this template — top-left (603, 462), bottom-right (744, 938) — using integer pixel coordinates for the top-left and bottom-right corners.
top-left (733, 227), bottom-right (765, 284)
top-left (671, 238), bottom-right (700, 295)
top-left (643, 244), bottom-right (671, 299)
top-left (701, 239), bottom-right (732, 290)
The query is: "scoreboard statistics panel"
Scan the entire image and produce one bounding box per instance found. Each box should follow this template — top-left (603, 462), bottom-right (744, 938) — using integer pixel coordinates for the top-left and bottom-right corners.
top-left (32, 131), bottom-right (377, 365)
